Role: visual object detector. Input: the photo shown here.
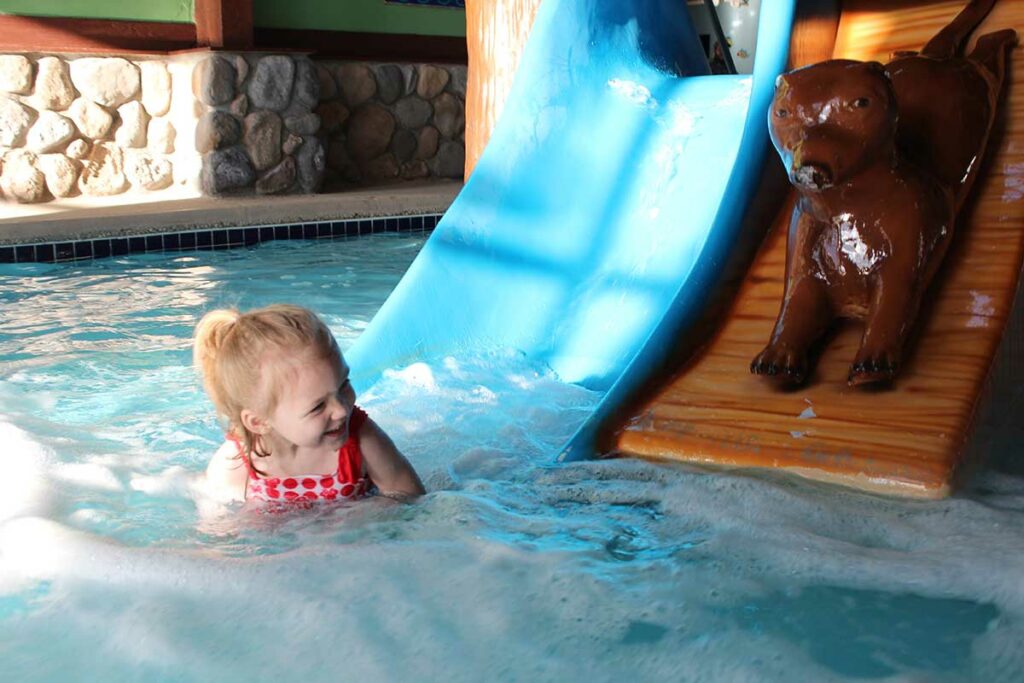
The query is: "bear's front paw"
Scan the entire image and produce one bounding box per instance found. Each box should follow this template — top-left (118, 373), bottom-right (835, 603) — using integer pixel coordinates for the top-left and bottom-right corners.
top-left (848, 349), bottom-right (900, 386)
top-left (751, 343), bottom-right (808, 385)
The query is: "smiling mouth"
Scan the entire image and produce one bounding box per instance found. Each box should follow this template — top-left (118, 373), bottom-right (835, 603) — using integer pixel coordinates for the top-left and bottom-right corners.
top-left (323, 421), bottom-right (348, 440)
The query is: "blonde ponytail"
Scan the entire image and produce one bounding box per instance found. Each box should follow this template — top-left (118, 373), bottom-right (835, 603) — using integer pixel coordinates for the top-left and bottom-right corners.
top-left (193, 308), bottom-right (241, 412)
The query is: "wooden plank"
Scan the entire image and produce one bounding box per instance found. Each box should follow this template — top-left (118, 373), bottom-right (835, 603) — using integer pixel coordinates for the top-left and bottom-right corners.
top-left (253, 28), bottom-right (467, 63)
top-left (613, 0), bottom-right (1024, 498)
top-left (0, 15), bottom-right (195, 54)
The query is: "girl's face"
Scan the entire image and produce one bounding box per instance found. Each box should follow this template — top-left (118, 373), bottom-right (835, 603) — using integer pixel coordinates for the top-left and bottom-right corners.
top-left (261, 350), bottom-right (356, 451)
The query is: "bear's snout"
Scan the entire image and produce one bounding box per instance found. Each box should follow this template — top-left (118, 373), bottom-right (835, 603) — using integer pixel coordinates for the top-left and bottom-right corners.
top-left (792, 163), bottom-right (833, 191)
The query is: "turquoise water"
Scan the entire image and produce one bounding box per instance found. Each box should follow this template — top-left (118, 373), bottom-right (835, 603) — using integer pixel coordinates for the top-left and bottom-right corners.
top-left (0, 234), bottom-right (1022, 681)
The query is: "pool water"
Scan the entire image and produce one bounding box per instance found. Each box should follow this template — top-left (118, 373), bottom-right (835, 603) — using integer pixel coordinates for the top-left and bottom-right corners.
top-left (0, 234), bottom-right (1022, 681)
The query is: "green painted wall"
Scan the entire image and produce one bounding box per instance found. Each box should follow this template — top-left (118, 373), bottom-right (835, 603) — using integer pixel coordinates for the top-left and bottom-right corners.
top-left (254, 0), bottom-right (465, 37)
top-left (0, 0), bottom-right (465, 36)
top-left (0, 0), bottom-right (193, 23)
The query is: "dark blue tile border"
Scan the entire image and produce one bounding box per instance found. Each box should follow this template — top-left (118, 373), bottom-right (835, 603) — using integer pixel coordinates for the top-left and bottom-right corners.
top-left (36, 243), bottom-right (55, 262)
top-left (55, 242), bottom-right (75, 260)
top-left (0, 213), bottom-right (442, 264)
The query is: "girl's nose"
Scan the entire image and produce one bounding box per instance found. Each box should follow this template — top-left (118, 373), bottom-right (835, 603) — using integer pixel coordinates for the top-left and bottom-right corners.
top-left (328, 394), bottom-right (350, 420)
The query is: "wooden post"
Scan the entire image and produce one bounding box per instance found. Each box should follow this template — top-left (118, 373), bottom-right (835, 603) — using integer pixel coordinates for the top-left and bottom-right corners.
top-left (195, 0), bottom-right (254, 50)
top-left (464, 0), bottom-right (543, 178)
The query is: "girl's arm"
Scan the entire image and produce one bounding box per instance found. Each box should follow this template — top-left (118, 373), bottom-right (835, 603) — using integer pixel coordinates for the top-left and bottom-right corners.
top-left (204, 440), bottom-right (249, 502)
top-left (360, 418), bottom-right (425, 498)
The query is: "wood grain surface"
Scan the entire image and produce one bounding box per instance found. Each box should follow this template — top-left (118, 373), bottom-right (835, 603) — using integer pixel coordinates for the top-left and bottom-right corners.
top-left (614, 0), bottom-right (1024, 498)
top-left (464, 0), bottom-right (544, 178)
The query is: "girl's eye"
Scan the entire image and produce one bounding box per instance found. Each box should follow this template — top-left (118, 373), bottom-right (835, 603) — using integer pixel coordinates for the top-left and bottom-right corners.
top-left (853, 97), bottom-right (870, 108)
top-left (312, 402), bottom-right (325, 413)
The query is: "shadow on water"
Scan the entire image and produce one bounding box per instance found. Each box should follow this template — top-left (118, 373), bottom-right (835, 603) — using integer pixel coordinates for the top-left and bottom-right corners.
top-left (729, 585), bottom-right (998, 678)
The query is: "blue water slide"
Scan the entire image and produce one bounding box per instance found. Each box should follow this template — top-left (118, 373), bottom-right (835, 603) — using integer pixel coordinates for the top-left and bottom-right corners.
top-left (347, 0), bottom-right (796, 458)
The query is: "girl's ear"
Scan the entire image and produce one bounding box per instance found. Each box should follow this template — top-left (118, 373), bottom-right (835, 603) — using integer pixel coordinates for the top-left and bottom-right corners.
top-left (240, 408), bottom-right (270, 435)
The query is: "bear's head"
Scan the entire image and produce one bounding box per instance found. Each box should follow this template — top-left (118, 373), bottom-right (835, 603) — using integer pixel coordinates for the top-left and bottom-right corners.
top-left (769, 60), bottom-right (898, 192)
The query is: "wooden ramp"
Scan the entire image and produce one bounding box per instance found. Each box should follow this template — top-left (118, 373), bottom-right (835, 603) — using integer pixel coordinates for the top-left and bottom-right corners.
top-left (613, 0), bottom-right (1024, 499)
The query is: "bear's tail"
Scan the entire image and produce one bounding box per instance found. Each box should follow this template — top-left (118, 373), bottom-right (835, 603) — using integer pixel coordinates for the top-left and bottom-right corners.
top-left (968, 28), bottom-right (1018, 82)
top-left (921, 0), bottom-right (999, 58)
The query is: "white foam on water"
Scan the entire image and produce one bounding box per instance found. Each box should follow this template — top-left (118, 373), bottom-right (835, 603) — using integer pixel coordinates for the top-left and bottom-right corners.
top-left (0, 513), bottom-right (842, 681)
top-left (0, 421), bottom-right (54, 523)
top-left (52, 462), bottom-right (123, 492)
top-left (6, 461), bottom-right (1022, 682)
top-left (130, 465), bottom-right (193, 496)
top-left (3, 351), bottom-right (1024, 682)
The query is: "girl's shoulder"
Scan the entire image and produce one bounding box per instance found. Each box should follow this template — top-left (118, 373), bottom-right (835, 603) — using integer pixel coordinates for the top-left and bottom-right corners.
top-left (205, 439), bottom-right (249, 502)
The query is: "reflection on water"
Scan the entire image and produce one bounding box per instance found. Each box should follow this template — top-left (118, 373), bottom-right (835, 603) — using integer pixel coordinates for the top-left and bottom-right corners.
top-left (0, 234), bottom-right (1022, 682)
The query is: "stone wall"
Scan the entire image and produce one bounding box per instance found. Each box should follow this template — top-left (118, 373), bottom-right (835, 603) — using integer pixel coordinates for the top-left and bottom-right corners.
top-left (0, 52), bottom-right (466, 205)
top-left (318, 61), bottom-right (467, 186)
top-left (192, 54), bottom-right (326, 196)
top-left (0, 54), bottom-right (179, 203)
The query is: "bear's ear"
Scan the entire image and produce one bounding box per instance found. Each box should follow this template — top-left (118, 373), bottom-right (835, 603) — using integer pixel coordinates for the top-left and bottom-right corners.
top-left (775, 74), bottom-right (787, 89)
top-left (865, 61), bottom-right (891, 80)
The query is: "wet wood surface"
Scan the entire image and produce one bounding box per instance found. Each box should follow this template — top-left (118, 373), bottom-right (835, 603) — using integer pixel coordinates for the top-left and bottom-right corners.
top-left (614, 0), bottom-right (1024, 498)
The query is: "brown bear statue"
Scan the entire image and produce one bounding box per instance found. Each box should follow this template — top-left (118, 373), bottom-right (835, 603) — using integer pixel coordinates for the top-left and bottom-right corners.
top-left (751, 0), bottom-right (1016, 386)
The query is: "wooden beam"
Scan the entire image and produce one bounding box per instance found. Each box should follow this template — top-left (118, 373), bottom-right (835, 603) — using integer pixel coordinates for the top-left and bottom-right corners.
top-left (0, 16), bottom-right (195, 54)
top-left (253, 27), bottom-right (468, 63)
top-left (195, 0), bottom-right (254, 50)
top-left (0, 11), bottom-right (461, 62)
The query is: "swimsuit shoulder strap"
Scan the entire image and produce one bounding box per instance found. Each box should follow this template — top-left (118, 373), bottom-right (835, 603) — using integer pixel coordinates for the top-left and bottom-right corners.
top-left (226, 432), bottom-right (258, 480)
top-left (337, 406), bottom-right (369, 481)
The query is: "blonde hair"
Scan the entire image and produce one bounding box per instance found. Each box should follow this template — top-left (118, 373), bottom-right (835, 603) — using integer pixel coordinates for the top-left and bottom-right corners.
top-left (193, 304), bottom-right (342, 469)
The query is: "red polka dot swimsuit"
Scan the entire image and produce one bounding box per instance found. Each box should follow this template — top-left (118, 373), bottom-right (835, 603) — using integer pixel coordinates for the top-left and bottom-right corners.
top-left (231, 406), bottom-right (372, 504)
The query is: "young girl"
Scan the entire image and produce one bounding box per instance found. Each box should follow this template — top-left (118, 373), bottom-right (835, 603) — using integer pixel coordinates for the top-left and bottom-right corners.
top-left (194, 304), bottom-right (424, 505)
